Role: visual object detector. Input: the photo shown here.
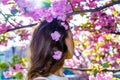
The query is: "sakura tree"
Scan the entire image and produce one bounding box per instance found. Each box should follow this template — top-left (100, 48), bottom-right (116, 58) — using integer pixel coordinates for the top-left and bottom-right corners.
top-left (0, 0), bottom-right (120, 79)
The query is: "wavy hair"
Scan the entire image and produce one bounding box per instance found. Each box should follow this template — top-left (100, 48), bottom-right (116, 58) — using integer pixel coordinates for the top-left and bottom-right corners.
top-left (27, 19), bottom-right (69, 80)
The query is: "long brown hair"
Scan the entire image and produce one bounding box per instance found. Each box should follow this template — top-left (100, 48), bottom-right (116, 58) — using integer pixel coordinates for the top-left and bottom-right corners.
top-left (27, 19), bottom-right (69, 80)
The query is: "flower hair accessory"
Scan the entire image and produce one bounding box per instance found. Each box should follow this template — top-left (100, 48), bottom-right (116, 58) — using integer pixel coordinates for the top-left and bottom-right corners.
top-left (51, 31), bottom-right (61, 41)
top-left (52, 50), bottom-right (62, 60)
top-left (61, 22), bottom-right (68, 30)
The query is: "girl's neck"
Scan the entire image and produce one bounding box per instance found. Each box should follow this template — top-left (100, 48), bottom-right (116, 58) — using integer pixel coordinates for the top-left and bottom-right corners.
top-left (54, 68), bottom-right (65, 77)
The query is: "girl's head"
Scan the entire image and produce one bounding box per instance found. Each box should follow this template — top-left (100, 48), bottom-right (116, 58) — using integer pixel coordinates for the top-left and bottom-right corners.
top-left (27, 18), bottom-right (74, 79)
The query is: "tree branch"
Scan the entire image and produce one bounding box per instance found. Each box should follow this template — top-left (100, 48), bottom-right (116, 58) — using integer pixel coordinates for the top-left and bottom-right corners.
top-left (111, 32), bottom-right (120, 35)
top-left (67, 0), bottom-right (120, 16)
top-left (6, 23), bottom-right (38, 32)
top-left (65, 67), bottom-right (120, 73)
top-left (0, 11), bottom-right (16, 27)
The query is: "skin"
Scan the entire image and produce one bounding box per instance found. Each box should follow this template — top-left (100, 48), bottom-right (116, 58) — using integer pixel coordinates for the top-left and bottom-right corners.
top-left (65, 30), bottom-right (74, 59)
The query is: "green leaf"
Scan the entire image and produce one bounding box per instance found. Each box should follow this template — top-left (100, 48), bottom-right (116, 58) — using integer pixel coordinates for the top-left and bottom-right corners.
top-left (11, 9), bottom-right (19, 15)
top-left (8, 2), bottom-right (16, 4)
top-left (80, 12), bottom-right (85, 17)
top-left (41, 1), bottom-right (51, 8)
top-left (41, 0), bottom-right (51, 8)
top-left (13, 72), bottom-right (23, 79)
top-left (102, 63), bottom-right (109, 68)
top-left (74, 8), bottom-right (80, 11)
top-left (0, 62), bottom-right (9, 70)
top-left (13, 54), bottom-right (18, 58)
top-left (93, 69), bottom-right (98, 77)
top-left (12, 54), bottom-right (19, 65)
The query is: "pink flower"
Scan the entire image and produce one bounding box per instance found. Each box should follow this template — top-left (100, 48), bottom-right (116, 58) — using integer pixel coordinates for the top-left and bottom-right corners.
top-left (88, 1), bottom-right (97, 8)
top-left (21, 44), bottom-right (27, 49)
top-left (51, 31), bottom-right (61, 41)
top-left (61, 22), bottom-right (68, 30)
top-left (32, 11), bottom-right (41, 21)
top-left (74, 26), bottom-right (79, 31)
top-left (0, 23), bottom-right (12, 34)
top-left (9, 64), bottom-right (23, 72)
top-left (21, 30), bottom-right (31, 40)
top-left (15, 64), bottom-right (23, 71)
top-left (46, 14), bottom-right (54, 22)
top-left (9, 67), bottom-right (15, 72)
top-left (52, 51), bottom-right (62, 60)
top-left (89, 75), bottom-right (96, 80)
top-left (3, 71), bottom-right (12, 78)
top-left (21, 69), bottom-right (28, 77)
top-left (14, 0), bottom-right (27, 8)
top-left (1, 0), bottom-right (9, 5)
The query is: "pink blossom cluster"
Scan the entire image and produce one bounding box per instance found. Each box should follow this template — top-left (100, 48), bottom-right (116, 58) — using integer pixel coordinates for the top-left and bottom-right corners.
top-left (0, 41), bottom-right (8, 46)
top-left (3, 64), bottom-right (25, 78)
top-left (90, 12), bottom-right (116, 33)
top-left (14, 0), bottom-right (72, 22)
top-left (9, 64), bottom-right (23, 72)
top-left (0, 0), bottom-right (9, 5)
top-left (71, 29), bottom-right (120, 70)
top-left (70, 0), bottom-right (103, 11)
top-left (87, 32), bottom-right (120, 65)
top-left (65, 56), bottom-right (81, 68)
top-left (87, 0), bottom-right (97, 8)
top-left (16, 30), bottom-right (31, 40)
top-left (0, 23), bottom-right (12, 34)
top-left (71, 0), bottom-right (86, 6)
top-left (89, 72), bottom-right (113, 80)
top-left (3, 71), bottom-right (12, 78)
top-left (21, 30), bottom-right (31, 40)
top-left (0, 23), bottom-right (12, 46)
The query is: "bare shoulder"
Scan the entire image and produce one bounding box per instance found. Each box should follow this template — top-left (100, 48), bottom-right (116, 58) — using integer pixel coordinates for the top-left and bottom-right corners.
top-left (33, 77), bottom-right (46, 80)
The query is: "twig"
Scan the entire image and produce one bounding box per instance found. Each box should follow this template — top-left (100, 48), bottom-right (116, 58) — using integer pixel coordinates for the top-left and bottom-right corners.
top-left (6, 23), bottom-right (38, 32)
top-left (67, 0), bottom-right (120, 16)
top-left (111, 32), bottom-right (120, 35)
top-left (0, 11), bottom-right (16, 27)
top-left (11, 18), bottom-right (23, 27)
top-left (67, 0), bottom-right (75, 12)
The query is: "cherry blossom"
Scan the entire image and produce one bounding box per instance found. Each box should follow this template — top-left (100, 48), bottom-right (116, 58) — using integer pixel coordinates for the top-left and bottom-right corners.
top-left (51, 31), bottom-right (61, 41)
top-left (52, 50), bottom-right (62, 60)
top-left (3, 71), bottom-right (12, 78)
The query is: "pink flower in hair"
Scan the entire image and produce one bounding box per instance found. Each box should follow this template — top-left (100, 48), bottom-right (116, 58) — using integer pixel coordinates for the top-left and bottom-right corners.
top-left (53, 51), bottom-right (62, 60)
top-left (51, 31), bottom-right (61, 41)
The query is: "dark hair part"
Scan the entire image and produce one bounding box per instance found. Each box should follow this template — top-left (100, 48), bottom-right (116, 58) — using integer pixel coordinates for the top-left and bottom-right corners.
top-left (27, 19), bottom-right (69, 80)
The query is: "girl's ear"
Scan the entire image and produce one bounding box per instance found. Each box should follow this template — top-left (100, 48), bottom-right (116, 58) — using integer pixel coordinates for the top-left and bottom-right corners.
top-left (65, 30), bottom-right (74, 59)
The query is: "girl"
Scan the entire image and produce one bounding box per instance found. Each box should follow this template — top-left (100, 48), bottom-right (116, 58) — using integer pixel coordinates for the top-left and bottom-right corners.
top-left (27, 18), bottom-right (74, 80)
